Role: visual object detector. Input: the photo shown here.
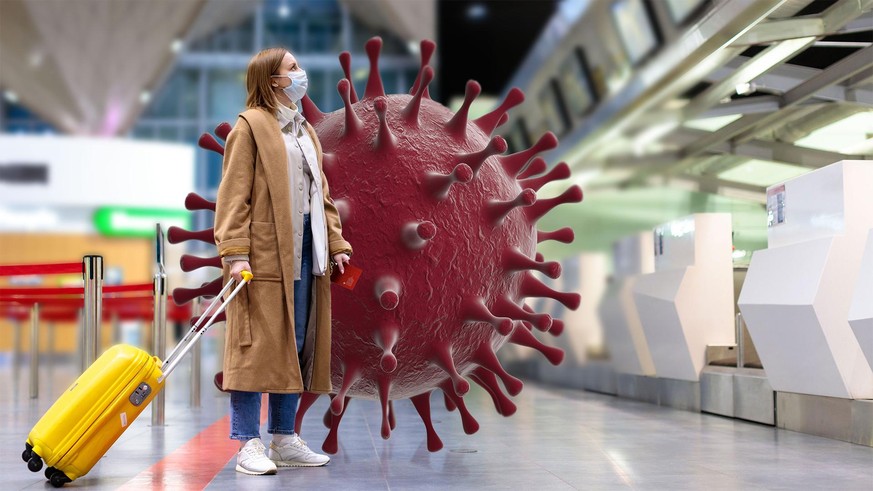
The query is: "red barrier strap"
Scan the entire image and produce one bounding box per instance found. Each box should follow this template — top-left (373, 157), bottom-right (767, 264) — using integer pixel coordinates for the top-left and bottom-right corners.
top-left (104, 283), bottom-right (153, 293)
top-left (0, 282), bottom-right (153, 297)
top-left (0, 262), bottom-right (81, 277)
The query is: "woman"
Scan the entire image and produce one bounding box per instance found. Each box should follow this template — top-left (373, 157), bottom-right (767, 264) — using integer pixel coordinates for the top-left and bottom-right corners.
top-left (214, 47), bottom-right (352, 475)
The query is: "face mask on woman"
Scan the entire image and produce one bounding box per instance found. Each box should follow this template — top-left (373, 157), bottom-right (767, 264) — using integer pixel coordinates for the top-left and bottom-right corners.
top-left (274, 69), bottom-right (308, 102)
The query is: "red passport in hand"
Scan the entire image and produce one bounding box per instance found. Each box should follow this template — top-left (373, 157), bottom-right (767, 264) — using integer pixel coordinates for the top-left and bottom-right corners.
top-left (331, 263), bottom-right (362, 290)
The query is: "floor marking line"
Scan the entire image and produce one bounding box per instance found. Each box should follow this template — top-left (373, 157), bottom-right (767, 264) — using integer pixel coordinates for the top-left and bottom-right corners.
top-left (122, 394), bottom-right (270, 490)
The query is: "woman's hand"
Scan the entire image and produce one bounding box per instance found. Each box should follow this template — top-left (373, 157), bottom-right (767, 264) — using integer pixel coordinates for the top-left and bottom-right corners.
top-left (332, 253), bottom-right (351, 274)
top-left (229, 260), bottom-right (252, 283)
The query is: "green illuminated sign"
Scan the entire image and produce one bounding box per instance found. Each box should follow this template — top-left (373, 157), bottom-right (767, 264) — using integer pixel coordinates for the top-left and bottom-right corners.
top-left (93, 207), bottom-right (191, 238)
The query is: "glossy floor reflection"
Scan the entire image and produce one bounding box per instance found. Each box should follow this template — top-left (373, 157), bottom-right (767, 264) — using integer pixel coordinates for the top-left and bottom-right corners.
top-left (2, 352), bottom-right (871, 490)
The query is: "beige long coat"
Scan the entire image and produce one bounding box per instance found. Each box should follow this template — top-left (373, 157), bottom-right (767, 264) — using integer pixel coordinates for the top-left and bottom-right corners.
top-left (214, 106), bottom-right (352, 394)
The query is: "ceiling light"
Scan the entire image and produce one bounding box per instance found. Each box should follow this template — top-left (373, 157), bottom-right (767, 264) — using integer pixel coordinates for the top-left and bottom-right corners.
top-left (29, 50), bottom-right (44, 68)
top-left (140, 91), bottom-right (152, 104)
top-left (466, 3), bottom-right (488, 21)
top-left (170, 39), bottom-right (184, 53)
top-left (278, 2), bottom-right (291, 18)
top-left (735, 82), bottom-right (755, 95)
top-left (4, 90), bottom-right (19, 103)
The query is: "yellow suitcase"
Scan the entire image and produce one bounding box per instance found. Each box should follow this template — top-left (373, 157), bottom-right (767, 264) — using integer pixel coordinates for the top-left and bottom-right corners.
top-left (24, 345), bottom-right (164, 485)
top-left (22, 271), bottom-right (252, 487)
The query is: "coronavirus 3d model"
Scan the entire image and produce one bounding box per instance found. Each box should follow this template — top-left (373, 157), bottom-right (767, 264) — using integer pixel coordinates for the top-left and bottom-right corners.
top-left (173, 37), bottom-right (583, 454)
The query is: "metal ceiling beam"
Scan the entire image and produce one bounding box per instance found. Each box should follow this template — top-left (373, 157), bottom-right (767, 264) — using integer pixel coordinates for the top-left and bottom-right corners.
top-left (732, 44), bottom-right (873, 142)
top-left (782, 45), bottom-right (873, 106)
top-left (682, 36), bottom-right (816, 117)
top-left (733, 17), bottom-right (823, 46)
top-left (556, 0), bottom-right (787, 171)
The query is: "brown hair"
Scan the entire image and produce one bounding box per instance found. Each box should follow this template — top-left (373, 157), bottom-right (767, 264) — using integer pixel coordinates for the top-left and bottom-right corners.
top-left (245, 47), bottom-right (288, 114)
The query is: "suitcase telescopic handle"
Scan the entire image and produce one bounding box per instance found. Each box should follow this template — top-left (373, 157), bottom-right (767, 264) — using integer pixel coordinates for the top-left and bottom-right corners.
top-left (159, 271), bottom-right (252, 382)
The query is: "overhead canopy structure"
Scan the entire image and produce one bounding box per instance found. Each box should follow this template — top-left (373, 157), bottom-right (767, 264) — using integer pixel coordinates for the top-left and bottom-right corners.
top-left (0, 0), bottom-right (259, 135)
top-left (500, 0), bottom-right (872, 254)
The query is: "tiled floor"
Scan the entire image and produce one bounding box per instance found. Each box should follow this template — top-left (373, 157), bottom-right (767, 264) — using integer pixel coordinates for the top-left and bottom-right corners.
top-left (2, 352), bottom-right (871, 490)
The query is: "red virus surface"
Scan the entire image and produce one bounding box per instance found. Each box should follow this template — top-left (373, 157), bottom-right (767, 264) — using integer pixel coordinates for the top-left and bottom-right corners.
top-left (173, 37), bottom-right (583, 453)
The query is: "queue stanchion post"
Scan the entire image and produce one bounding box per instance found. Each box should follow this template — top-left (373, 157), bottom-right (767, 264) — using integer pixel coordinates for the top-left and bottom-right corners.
top-left (82, 255), bottom-right (104, 368)
top-left (151, 271), bottom-right (168, 426)
top-left (13, 320), bottom-right (22, 378)
top-left (76, 308), bottom-right (84, 373)
top-left (191, 298), bottom-right (202, 408)
top-left (47, 321), bottom-right (55, 371)
top-left (29, 303), bottom-right (39, 399)
top-left (736, 312), bottom-right (745, 369)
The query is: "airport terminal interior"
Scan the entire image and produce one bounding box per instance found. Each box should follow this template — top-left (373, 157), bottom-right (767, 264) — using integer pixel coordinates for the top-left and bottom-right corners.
top-left (1, 0), bottom-right (872, 489)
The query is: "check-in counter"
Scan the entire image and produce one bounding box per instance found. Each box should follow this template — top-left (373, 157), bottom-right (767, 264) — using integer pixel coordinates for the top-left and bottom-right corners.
top-left (632, 213), bottom-right (735, 408)
top-left (599, 233), bottom-right (656, 400)
top-left (738, 161), bottom-right (873, 400)
top-left (849, 229), bottom-right (873, 372)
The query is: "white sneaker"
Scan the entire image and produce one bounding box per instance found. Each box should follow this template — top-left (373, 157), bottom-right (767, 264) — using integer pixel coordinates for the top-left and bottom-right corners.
top-left (268, 434), bottom-right (330, 467)
top-left (236, 438), bottom-right (278, 475)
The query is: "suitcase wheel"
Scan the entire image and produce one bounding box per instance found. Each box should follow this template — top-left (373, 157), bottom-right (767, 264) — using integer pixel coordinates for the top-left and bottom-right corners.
top-left (45, 466), bottom-right (59, 480)
top-left (27, 454), bottom-right (43, 472)
top-left (22, 443), bottom-right (33, 462)
top-left (49, 471), bottom-right (70, 488)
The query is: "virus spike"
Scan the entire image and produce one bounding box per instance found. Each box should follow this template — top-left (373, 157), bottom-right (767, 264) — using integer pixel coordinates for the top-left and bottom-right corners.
top-left (180, 254), bottom-right (221, 272)
top-left (470, 368), bottom-right (518, 416)
top-left (364, 37), bottom-right (386, 99)
top-left (520, 162), bottom-right (572, 191)
top-left (461, 297), bottom-right (513, 335)
top-left (455, 136), bottom-right (507, 174)
top-left (517, 156), bottom-right (548, 180)
top-left (184, 192), bottom-right (215, 212)
top-left (374, 97), bottom-right (398, 151)
top-left (330, 362), bottom-right (362, 415)
top-left (376, 322), bottom-right (400, 373)
top-left (378, 376), bottom-right (392, 439)
top-left (444, 80), bottom-right (482, 139)
top-left (439, 381), bottom-right (480, 434)
top-left (388, 400), bottom-right (397, 430)
top-left (473, 87), bottom-right (524, 136)
top-left (300, 94), bottom-right (325, 125)
top-left (322, 399), bottom-right (333, 429)
top-left (499, 132), bottom-right (558, 178)
top-left (172, 277), bottom-right (222, 305)
top-left (409, 39), bottom-right (436, 98)
top-left (432, 343), bottom-right (470, 396)
top-left (167, 226), bottom-right (214, 245)
top-left (198, 133), bottom-right (224, 156)
top-left (492, 296), bottom-right (552, 332)
top-left (402, 220), bottom-right (438, 250)
top-left (294, 392), bottom-right (320, 435)
top-left (322, 152), bottom-right (339, 173)
top-left (538, 227), bottom-right (575, 244)
top-left (338, 51), bottom-right (359, 103)
top-left (486, 188), bottom-right (536, 225)
top-left (525, 185), bottom-right (584, 223)
top-left (473, 342), bottom-right (524, 396)
top-left (508, 323), bottom-right (565, 365)
top-left (375, 275), bottom-right (401, 310)
top-left (410, 392), bottom-right (444, 452)
top-left (502, 247), bottom-right (561, 279)
top-left (549, 319), bottom-right (565, 336)
top-left (443, 392), bottom-right (457, 412)
top-left (322, 396), bottom-right (350, 454)
top-left (214, 122), bottom-right (231, 141)
top-left (402, 65), bottom-right (434, 126)
top-left (520, 272), bottom-right (581, 310)
top-left (425, 163), bottom-right (474, 200)
top-left (338, 79), bottom-right (363, 138)
top-left (334, 198), bottom-right (351, 223)
top-left (496, 113), bottom-right (509, 128)
top-left (536, 252), bottom-right (544, 262)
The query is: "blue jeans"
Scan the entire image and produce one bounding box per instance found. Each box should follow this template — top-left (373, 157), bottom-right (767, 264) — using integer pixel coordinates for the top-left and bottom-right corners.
top-left (230, 214), bottom-right (313, 440)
